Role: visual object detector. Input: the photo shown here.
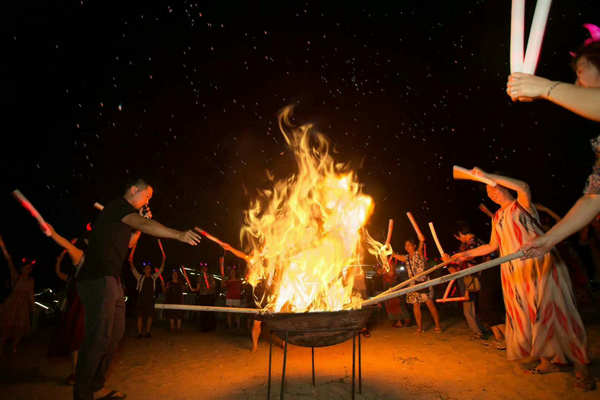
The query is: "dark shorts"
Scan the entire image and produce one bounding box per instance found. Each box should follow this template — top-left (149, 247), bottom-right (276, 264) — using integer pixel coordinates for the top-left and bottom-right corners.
top-left (136, 294), bottom-right (154, 318)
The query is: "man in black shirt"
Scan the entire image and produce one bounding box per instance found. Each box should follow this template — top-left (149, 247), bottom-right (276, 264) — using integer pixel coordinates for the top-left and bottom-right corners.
top-left (75, 179), bottom-right (201, 400)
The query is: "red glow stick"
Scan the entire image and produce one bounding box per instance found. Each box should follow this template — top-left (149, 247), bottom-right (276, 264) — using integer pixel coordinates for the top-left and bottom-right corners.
top-left (203, 271), bottom-right (210, 289)
top-left (12, 190), bottom-right (51, 236)
top-left (194, 227), bottom-right (249, 261)
top-left (180, 266), bottom-right (192, 289)
top-left (155, 268), bottom-right (165, 285)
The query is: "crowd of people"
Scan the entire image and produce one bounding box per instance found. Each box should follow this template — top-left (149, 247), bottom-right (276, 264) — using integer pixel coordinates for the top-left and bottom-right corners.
top-left (0, 21), bottom-right (599, 399)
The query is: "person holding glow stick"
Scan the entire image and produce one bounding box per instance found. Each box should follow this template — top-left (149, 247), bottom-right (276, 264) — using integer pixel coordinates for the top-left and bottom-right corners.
top-left (165, 269), bottom-right (185, 333)
top-left (449, 168), bottom-right (594, 391)
top-left (0, 235), bottom-right (35, 354)
top-left (507, 27), bottom-right (600, 121)
top-left (128, 235), bottom-right (166, 338)
top-left (392, 238), bottom-right (441, 333)
top-left (74, 178), bottom-right (201, 400)
top-left (46, 224), bottom-right (87, 385)
top-left (192, 262), bottom-right (217, 332)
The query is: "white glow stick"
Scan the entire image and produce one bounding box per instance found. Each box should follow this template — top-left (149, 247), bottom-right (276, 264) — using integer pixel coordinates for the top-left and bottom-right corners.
top-left (452, 166), bottom-right (497, 186)
top-left (385, 219), bottom-right (394, 246)
top-left (510, 0), bottom-right (525, 73)
top-left (94, 202), bottom-right (104, 210)
top-left (406, 212), bottom-right (425, 241)
top-left (12, 190), bottom-right (51, 236)
top-left (522, 0), bottom-right (552, 74)
top-left (428, 222), bottom-right (445, 257)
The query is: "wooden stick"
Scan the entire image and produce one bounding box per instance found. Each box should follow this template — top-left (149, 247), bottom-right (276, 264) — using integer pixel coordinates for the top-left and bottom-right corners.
top-left (367, 260), bottom-right (452, 302)
top-left (362, 251), bottom-right (524, 306)
top-left (442, 279), bottom-right (455, 299)
top-left (385, 219), bottom-right (394, 246)
top-left (12, 190), bottom-right (51, 236)
top-left (194, 227), bottom-right (250, 261)
top-left (453, 166), bottom-right (496, 186)
top-left (155, 303), bottom-right (262, 314)
top-left (436, 296), bottom-right (469, 303)
top-left (406, 212), bottom-right (424, 241)
top-left (428, 222), bottom-right (445, 257)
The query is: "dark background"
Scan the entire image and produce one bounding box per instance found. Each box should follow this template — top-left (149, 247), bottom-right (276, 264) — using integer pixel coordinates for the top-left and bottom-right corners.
top-left (4, 1), bottom-right (599, 289)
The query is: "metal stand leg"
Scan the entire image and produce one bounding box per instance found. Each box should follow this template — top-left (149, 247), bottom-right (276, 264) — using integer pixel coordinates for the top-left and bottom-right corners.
top-left (358, 333), bottom-right (362, 394)
top-left (280, 331), bottom-right (288, 400)
top-left (311, 347), bottom-right (315, 386)
top-left (267, 340), bottom-right (273, 400)
top-left (352, 332), bottom-right (356, 400)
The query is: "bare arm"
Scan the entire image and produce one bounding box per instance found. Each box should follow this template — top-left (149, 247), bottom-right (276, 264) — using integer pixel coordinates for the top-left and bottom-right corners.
top-left (417, 237), bottom-right (425, 257)
top-left (452, 222), bottom-right (499, 261)
top-left (47, 224), bottom-right (83, 266)
top-left (474, 168), bottom-right (532, 211)
top-left (507, 73), bottom-right (600, 122)
top-left (55, 252), bottom-right (69, 282)
top-left (523, 194), bottom-right (600, 257)
top-left (0, 235), bottom-right (18, 283)
top-left (391, 253), bottom-right (407, 262)
top-left (121, 214), bottom-right (201, 245)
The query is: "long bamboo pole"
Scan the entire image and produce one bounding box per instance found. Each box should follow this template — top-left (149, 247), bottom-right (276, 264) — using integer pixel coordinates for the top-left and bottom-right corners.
top-left (362, 251), bottom-right (524, 307)
top-left (155, 304), bottom-right (262, 314)
top-left (368, 260), bottom-right (452, 303)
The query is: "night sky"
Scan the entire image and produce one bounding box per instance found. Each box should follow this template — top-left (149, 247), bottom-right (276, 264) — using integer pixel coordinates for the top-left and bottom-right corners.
top-left (5, 1), bottom-right (600, 288)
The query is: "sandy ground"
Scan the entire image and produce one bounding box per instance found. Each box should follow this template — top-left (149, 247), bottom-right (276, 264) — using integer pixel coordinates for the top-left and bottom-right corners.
top-left (1, 308), bottom-right (599, 400)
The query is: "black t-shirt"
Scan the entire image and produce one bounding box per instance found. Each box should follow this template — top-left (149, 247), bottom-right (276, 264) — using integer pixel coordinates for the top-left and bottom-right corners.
top-left (77, 197), bottom-right (137, 281)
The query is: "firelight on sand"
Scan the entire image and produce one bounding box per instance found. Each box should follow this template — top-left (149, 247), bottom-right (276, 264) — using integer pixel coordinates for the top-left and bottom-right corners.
top-left (242, 106), bottom-right (390, 313)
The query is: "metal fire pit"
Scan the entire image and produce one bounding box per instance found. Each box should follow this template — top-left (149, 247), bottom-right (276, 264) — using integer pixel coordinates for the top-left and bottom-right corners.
top-left (258, 307), bottom-right (374, 347)
top-left (256, 306), bottom-right (376, 400)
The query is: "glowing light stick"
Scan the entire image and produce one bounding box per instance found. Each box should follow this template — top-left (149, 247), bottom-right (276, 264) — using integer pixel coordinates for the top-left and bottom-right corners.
top-left (362, 251), bottom-right (525, 306)
top-left (522, 0), bottom-right (552, 74)
top-left (12, 190), bottom-right (51, 236)
top-left (453, 166), bottom-right (496, 186)
top-left (179, 266), bottom-right (192, 289)
top-left (428, 222), bottom-right (445, 257)
top-left (406, 212), bottom-right (424, 241)
top-left (510, 0), bottom-right (525, 73)
top-left (510, 0), bottom-right (553, 74)
top-left (385, 219), bottom-right (394, 246)
top-left (479, 203), bottom-right (494, 219)
top-left (203, 271), bottom-right (210, 289)
top-left (94, 202), bottom-right (104, 211)
top-left (193, 227), bottom-right (249, 261)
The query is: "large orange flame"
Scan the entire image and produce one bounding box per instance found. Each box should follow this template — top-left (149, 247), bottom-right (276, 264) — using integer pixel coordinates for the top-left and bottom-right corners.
top-left (242, 106), bottom-right (389, 313)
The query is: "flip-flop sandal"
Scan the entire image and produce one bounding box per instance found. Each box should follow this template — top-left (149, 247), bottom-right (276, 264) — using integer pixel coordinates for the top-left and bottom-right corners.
top-left (495, 341), bottom-right (506, 350)
top-left (433, 328), bottom-right (442, 334)
top-left (526, 364), bottom-right (561, 375)
top-left (575, 375), bottom-right (597, 391)
top-left (97, 390), bottom-right (127, 400)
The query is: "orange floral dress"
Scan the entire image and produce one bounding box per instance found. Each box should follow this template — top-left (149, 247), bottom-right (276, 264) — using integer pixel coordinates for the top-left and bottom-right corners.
top-left (494, 201), bottom-right (589, 364)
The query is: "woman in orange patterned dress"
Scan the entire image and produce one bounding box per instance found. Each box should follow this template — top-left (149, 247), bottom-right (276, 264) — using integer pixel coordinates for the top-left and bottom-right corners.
top-left (450, 168), bottom-right (593, 390)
